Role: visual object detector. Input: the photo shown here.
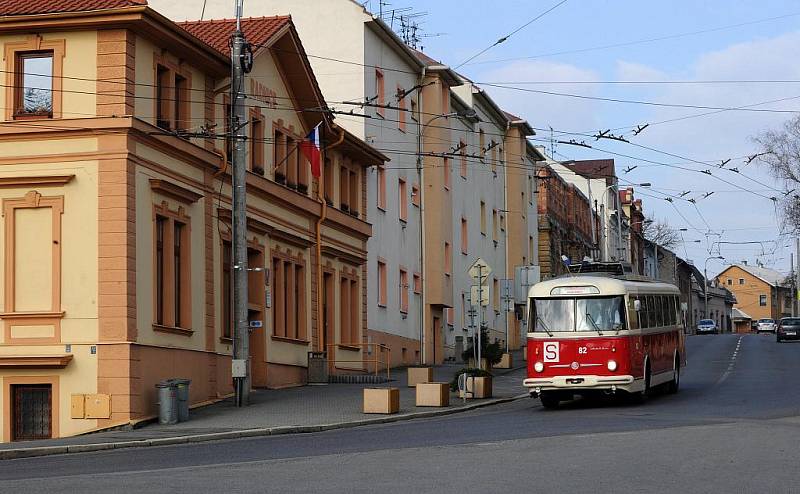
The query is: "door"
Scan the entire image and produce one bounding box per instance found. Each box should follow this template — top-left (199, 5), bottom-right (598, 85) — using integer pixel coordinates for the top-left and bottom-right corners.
top-left (12, 384), bottom-right (52, 441)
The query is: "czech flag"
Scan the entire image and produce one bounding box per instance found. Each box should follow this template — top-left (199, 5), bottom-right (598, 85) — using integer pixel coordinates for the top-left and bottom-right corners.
top-left (300, 123), bottom-right (322, 178)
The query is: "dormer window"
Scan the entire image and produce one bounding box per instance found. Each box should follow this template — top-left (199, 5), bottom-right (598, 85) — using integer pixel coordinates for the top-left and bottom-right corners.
top-left (15, 51), bottom-right (53, 118)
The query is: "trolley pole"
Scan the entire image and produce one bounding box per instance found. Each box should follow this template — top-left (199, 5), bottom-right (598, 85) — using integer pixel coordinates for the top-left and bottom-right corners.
top-left (231, 0), bottom-right (250, 407)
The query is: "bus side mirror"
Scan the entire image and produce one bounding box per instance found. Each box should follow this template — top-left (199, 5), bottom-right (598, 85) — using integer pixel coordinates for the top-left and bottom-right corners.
top-left (634, 300), bottom-right (641, 312)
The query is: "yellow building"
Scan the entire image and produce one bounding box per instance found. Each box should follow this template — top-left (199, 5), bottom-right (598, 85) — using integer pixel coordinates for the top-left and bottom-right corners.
top-left (0, 2), bottom-right (383, 441)
top-left (716, 263), bottom-right (791, 322)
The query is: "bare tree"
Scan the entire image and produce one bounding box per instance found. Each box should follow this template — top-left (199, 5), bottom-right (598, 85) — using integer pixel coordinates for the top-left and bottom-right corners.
top-left (642, 218), bottom-right (680, 250)
top-left (753, 115), bottom-right (800, 233)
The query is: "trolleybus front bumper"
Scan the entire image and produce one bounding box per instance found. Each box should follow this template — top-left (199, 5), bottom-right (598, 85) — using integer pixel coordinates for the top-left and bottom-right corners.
top-left (524, 375), bottom-right (637, 393)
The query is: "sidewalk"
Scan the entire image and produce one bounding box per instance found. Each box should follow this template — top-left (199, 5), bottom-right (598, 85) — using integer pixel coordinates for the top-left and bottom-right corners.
top-left (0, 354), bottom-right (529, 460)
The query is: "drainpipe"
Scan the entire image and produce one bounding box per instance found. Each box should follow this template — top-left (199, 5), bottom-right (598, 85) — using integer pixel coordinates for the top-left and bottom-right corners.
top-left (316, 125), bottom-right (345, 353)
top-left (416, 66), bottom-right (427, 365)
top-left (503, 122), bottom-right (510, 353)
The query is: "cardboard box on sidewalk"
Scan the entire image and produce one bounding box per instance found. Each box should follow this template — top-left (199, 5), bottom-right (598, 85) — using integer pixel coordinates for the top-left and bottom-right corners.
top-left (415, 382), bottom-right (450, 407)
top-left (459, 376), bottom-right (492, 399)
top-left (363, 388), bottom-right (400, 414)
top-left (495, 353), bottom-right (513, 369)
top-left (407, 367), bottom-right (433, 387)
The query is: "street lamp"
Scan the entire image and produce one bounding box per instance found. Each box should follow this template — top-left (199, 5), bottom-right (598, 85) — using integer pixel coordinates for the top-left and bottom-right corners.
top-left (704, 255), bottom-right (725, 319)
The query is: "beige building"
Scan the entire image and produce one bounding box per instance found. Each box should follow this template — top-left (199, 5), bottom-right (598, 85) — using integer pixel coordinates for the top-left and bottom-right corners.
top-left (151, 0), bottom-right (545, 364)
top-left (0, 2), bottom-right (383, 441)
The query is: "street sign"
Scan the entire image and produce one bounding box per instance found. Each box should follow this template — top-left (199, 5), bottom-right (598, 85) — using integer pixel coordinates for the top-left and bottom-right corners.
top-left (471, 285), bottom-right (490, 306)
top-left (468, 258), bottom-right (492, 281)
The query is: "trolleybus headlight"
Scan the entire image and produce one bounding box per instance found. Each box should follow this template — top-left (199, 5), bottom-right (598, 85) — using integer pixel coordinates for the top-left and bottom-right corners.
top-left (534, 361), bottom-right (544, 373)
top-left (607, 360), bottom-right (618, 372)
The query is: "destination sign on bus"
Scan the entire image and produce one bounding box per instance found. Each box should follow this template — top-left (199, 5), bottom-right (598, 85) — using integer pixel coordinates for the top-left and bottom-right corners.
top-left (549, 286), bottom-right (600, 296)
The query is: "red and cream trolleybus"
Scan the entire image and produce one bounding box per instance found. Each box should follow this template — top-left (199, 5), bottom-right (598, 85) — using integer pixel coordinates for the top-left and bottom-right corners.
top-left (524, 264), bottom-right (685, 408)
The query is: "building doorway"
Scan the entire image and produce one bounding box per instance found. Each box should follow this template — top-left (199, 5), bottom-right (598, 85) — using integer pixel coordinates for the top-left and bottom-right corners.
top-left (12, 384), bottom-right (52, 441)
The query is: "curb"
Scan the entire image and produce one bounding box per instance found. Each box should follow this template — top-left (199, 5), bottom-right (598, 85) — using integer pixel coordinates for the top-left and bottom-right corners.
top-left (0, 394), bottom-right (527, 461)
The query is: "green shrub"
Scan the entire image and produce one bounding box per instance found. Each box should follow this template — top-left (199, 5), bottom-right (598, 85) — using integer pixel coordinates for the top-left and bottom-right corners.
top-left (461, 328), bottom-right (504, 366)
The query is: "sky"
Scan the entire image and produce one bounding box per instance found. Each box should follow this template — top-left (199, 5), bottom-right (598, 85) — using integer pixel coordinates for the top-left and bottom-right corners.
top-left (362, 0), bottom-right (800, 277)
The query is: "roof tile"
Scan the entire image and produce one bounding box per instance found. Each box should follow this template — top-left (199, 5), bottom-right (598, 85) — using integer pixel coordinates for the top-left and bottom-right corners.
top-left (179, 16), bottom-right (291, 57)
top-left (0, 0), bottom-right (146, 16)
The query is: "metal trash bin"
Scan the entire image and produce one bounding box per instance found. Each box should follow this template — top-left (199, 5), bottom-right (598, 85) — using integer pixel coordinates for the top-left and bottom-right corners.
top-left (172, 378), bottom-right (192, 422)
top-left (155, 381), bottom-right (178, 425)
top-left (307, 351), bottom-right (328, 384)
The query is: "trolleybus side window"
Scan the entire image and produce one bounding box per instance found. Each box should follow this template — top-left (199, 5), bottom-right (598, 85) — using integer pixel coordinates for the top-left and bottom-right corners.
top-left (656, 296), bottom-right (665, 327)
top-left (627, 298), bottom-right (639, 330)
top-left (647, 296), bottom-right (656, 328)
top-left (670, 296), bottom-right (678, 325)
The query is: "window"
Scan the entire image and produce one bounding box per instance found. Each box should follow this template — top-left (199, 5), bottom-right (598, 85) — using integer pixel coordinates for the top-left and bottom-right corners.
top-left (461, 218), bottom-right (468, 255)
top-left (410, 97), bottom-right (418, 122)
top-left (349, 169), bottom-right (358, 214)
top-left (413, 272), bottom-right (422, 294)
top-left (378, 260), bottom-right (387, 307)
top-left (460, 140), bottom-right (468, 178)
top-left (154, 63), bottom-right (190, 132)
top-left (480, 201), bottom-right (487, 235)
top-left (377, 166), bottom-right (386, 210)
top-left (397, 86), bottom-right (406, 132)
top-left (156, 64), bottom-right (171, 129)
top-left (739, 278), bottom-right (745, 285)
top-left (491, 141), bottom-right (498, 173)
top-left (339, 272), bottom-right (360, 344)
top-left (153, 208), bottom-right (191, 329)
top-left (273, 128), bottom-right (287, 182)
top-left (479, 129), bottom-right (485, 161)
top-left (15, 51), bottom-right (54, 117)
top-left (760, 294), bottom-right (767, 306)
top-left (250, 111), bottom-right (265, 174)
top-left (271, 252), bottom-right (307, 341)
top-left (398, 178), bottom-right (408, 222)
top-left (492, 209), bottom-right (498, 241)
top-left (493, 278), bottom-right (499, 310)
top-left (411, 183), bottom-right (420, 207)
top-left (726, 278), bottom-right (732, 286)
top-left (375, 69), bottom-right (385, 117)
top-left (443, 157), bottom-right (451, 189)
top-left (399, 268), bottom-right (409, 313)
top-left (500, 212), bottom-right (505, 232)
top-left (323, 158), bottom-right (333, 204)
top-left (339, 164), bottom-right (350, 211)
top-left (221, 241), bottom-right (232, 339)
top-left (444, 242), bottom-right (452, 276)
top-left (174, 73), bottom-right (189, 132)
top-left (446, 307), bottom-right (454, 326)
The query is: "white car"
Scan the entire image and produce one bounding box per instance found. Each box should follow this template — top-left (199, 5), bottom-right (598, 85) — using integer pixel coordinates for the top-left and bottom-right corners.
top-left (696, 319), bottom-right (717, 334)
top-left (756, 318), bottom-right (776, 333)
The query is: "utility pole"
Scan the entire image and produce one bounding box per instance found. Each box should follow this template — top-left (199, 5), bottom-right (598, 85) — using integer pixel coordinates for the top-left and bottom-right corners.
top-left (796, 238), bottom-right (800, 317)
top-left (791, 252), bottom-right (796, 317)
top-left (231, 0), bottom-right (250, 407)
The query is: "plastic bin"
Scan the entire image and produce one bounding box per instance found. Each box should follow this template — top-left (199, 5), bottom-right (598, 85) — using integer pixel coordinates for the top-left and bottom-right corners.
top-left (171, 378), bottom-right (191, 422)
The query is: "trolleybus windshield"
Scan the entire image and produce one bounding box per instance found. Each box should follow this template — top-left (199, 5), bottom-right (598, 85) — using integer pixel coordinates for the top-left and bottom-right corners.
top-left (532, 296), bottom-right (626, 332)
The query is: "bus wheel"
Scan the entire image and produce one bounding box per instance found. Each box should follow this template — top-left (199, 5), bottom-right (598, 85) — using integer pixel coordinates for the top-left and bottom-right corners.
top-left (667, 356), bottom-right (681, 394)
top-left (540, 392), bottom-right (561, 409)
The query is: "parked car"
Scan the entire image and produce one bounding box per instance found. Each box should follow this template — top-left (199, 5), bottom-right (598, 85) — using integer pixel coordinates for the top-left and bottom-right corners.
top-left (756, 318), bottom-right (777, 333)
top-left (696, 319), bottom-right (718, 334)
top-left (777, 318), bottom-right (800, 342)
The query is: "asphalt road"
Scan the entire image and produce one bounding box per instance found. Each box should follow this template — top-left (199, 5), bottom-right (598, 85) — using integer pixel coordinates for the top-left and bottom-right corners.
top-left (2, 333), bottom-right (799, 493)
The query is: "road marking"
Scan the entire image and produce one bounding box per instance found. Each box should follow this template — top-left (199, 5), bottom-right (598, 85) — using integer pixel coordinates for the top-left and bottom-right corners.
top-left (716, 336), bottom-right (743, 386)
